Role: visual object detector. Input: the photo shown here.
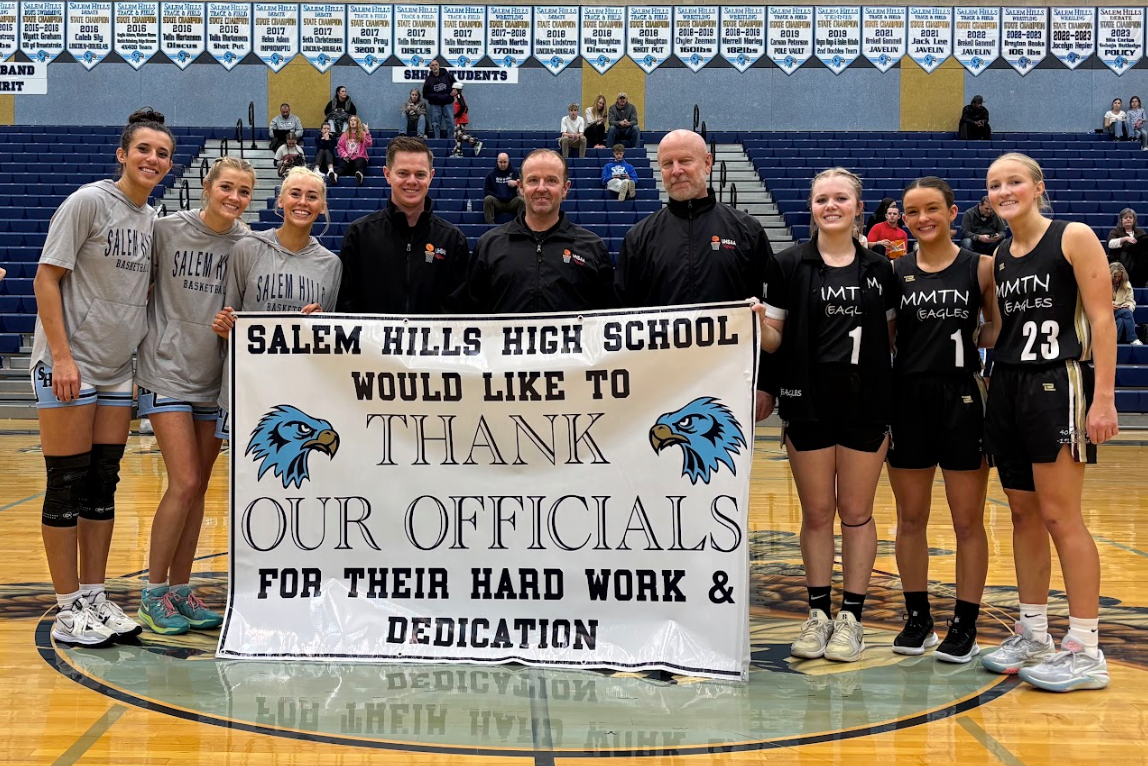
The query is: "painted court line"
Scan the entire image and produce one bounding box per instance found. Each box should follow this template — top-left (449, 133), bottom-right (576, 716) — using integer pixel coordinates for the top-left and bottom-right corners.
top-left (0, 492), bottom-right (43, 513)
top-left (958, 716), bottom-right (1027, 766)
top-left (1093, 535), bottom-right (1148, 559)
top-left (51, 704), bottom-right (127, 766)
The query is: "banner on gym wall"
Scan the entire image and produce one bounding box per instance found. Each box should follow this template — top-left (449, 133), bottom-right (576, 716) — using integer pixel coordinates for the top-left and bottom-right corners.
top-left (218, 305), bottom-right (757, 680)
top-left (206, 1), bottom-right (251, 70)
top-left (719, 5), bottom-right (765, 73)
top-left (674, 4), bottom-right (717, 72)
top-left (114, 1), bottom-right (158, 68)
top-left (391, 64), bottom-right (517, 83)
top-left (580, 5), bottom-right (623, 74)
top-left (1097, 7), bottom-right (1143, 75)
top-left (440, 4), bottom-right (483, 68)
top-left (486, 4), bottom-right (530, 68)
top-left (299, 3), bottom-right (343, 72)
top-left (1001, 5), bottom-right (1046, 76)
top-left (907, 6), bottom-right (950, 73)
top-left (160, 0), bottom-right (204, 68)
top-left (0, 59), bottom-right (45, 89)
top-left (767, 5), bottom-right (813, 75)
top-left (533, 5), bottom-right (578, 75)
top-left (861, 6), bottom-right (905, 73)
top-left (626, 5), bottom-right (670, 73)
top-left (954, 6), bottom-right (999, 76)
top-left (0, 2), bottom-right (16, 61)
top-left (815, 5), bottom-right (860, 75)
top-left (1049, 7), bottom-right (1093, 70)
top-left (66, 1), bottom-right (110, 69)
top-left (252, 2), bottom-right (296, 71)
top-left (346, 3), bottom-right (388, 74)
top-left (393, 3), bottom-right (436, 68)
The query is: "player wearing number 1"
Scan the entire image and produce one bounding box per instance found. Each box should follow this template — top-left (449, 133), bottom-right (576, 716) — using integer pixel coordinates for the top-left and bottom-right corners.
top-left (980, 153), bottom-right (1119, 692)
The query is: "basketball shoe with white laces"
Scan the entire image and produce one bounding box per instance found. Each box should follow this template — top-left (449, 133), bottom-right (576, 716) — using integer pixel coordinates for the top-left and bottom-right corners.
top-left (1019, 637), bottom-right (1109, 692)
top-left (981, 623), bottom-right (1056, 674)
top-left (52, 598), bottom-right (117, 647)
top-left (824, 611), bottom-right (866, 662)
top-left (90, 591), bottom-right (143, 639)
top-left (791, 608), bottom-right (834, 659)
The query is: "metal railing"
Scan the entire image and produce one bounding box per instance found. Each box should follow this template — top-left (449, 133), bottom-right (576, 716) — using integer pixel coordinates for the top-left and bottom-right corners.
top-left (234, 119), bottom-right (244, 159)
top-left (199, 157), bottom-right (208, 182)
top-left (179, 179), bottom-right (190, 210)
top-left (248, 101), bottom-right (257, 150)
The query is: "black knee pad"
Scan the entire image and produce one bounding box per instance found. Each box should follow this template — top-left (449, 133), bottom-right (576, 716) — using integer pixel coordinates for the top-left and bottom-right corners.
top-left (42, 452), bottom-right (90, 528)
top-left (80, 444), bottom-right (126, 521)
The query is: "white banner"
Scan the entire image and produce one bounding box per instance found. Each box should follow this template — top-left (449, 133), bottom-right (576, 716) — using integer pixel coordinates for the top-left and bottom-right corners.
top-left (1001, 6), bottom-right (1046, 76)
top-left (0, 60), bottom-right (45, 90)
top-left (218, 307), bottom-right (756, 680)
top-left (252, 2), bottom-right (295, 71)
top-left (66, 1), bottom-right (110, 68)
top-left (346, 3), bottom-right (388, 74)
top-left (486, 5), bottom-right (530, 68)
top-left (533, 5), bottom-right (577, 75)
top-left (440, 5), bottom-right (483, 68)
top-left (299, 3), bottom-right (342, 72)
top-left (114, 1), bottom-right (157, 68)
top-left (207, 1), bottom-right (250, 69)
top-left (391, 64), bottom-right (517, 84)
top-left (1050, 7), bottom-right (1093, 69)
top-left (393, 3), bottom-right (436, 68)
top-left (21, 1), bottom-right (65, 63)
top-left (1098, 7), bottom-right (1143, 75)
top-left (0, 2), bottom-right (19, 60)
top-left (674, 5), bottom-right (717, 72)
top-left (160, 1), bottom-right (203, 68)
top-left (862, 6), bottom-right (905, 73)
top-left (767, 6), bottom-right (812, 75)
top-left (954, 6), bottom-right (999, 76)
top-left (580, 5), bottom-right (623, 74)
top-left (814, 5), bottom-right (860, 74)
top-left (719, 5), bottom-right (765, 73)
top-left (907, 6), bottom-right (950, 73)
top-left (626, 5), bottom-right (670, 73)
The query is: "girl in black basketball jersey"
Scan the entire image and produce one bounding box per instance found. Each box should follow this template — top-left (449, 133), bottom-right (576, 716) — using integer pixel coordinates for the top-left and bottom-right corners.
top-left (979, 153), bottom-right (1118, 692)
top-left (888, 177), bottom-right (996, 663)
top-left (754, 168), bottom-right (897, 663)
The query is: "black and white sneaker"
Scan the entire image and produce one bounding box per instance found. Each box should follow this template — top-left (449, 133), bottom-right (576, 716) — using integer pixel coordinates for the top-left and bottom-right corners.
top-left (892, 613), bottom-right (940, 656)
top-left (91, 591), bottom-right (144, 640)
top-left (935, 621), bottom-right (980, 664)
top-left (52, 599), bottom-right (117, 648)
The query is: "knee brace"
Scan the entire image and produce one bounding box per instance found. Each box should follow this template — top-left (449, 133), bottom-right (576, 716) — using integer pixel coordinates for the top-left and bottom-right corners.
top-left (79, 444), bottom-right (126, 521)
top-left (42, 452), bottom-right (90, 528)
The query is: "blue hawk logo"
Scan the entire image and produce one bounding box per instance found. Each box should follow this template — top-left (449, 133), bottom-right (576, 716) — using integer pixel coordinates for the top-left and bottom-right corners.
top-left (176, 50), bottom-right (189, 63)
top-left (246, 405), bottom-right (340, 489)
top-left (411, 53), bottom-right (423, 66)
top-left (458, 55), bottom-right (469, 66)
top-left (1116, 55), bottom-right (1128, 69)
top-left (503, 54), bottom-right (517, 67)
top-left (364, 53), bottom-right (378, 67)
top-left (649, 397), bottom-right (747, 485)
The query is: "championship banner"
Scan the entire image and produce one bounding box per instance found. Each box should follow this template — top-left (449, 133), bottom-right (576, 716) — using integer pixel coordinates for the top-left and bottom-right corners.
top-left (206, 1), bottom-right (251, 70)
top-left (486, 5), bottom-right (530, 68)
top-left (862, 6), bottom-right (905, 73)
top-left (907, 6), bottom-right (950, 73)
top-left (580, 5), bottom-right (623, 75)
top-left (391, 64), bottom-right (517, 83)
top-left (1001, 6), bottom-right (1046, 76)
top-left (252, 2), bottom-right (296, 71)
top-left (160, 0), bottom-right (203, 68)
top-left (1098, 7), bottom-right (1143, 75)
top-left (814, 5), bottom-right (859, 75)
top-left (674, 5), bottom-right (717, 72)
top-left (299, 3), bottom-right (342, 73)
top-left (346, 3), bottom-right (389, 74)
top-left (1050, 7), bottom-right (1093, 69)
top-left (393, 3), bottom-right (436, 68)
top-left (21, 1), bottom-right (65, 63)
top-left (0, 1), bottom-right (20, 60)
top-left (954, 6), bottom-right (999, 76)
top-left (114, 1), bottom-right (157, 68)
top-left (218, 306), bottom-right (757, 680)
top-left (768, 6), bottom-right (813, 75)
top-left (533, 5), bottom-right (578, 75)
top-left (626, 5), bottom-right (670, 73)
top-left (440, 5), bottom-right (484, 68)
top-left (719, 5), bottom-right (765, 73)
top-left (66, 1), bottom-right (110, 69)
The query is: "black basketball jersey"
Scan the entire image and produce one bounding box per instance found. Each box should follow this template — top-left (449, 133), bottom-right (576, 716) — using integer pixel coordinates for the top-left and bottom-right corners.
top-left (893, 248), bottom-right (982, 376)
top-left (816, 264), bottom-right (864, 365)
top-left (994, 219), bottom-right (1091, 365)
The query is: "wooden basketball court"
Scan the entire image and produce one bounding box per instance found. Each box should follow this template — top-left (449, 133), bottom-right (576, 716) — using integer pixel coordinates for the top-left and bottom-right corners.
top-left (2, 418), bottom-right (1146, 765)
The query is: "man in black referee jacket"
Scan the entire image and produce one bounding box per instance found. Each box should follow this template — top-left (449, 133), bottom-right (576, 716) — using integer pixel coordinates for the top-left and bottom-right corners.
top-left (615, 129), bottom-right (776, 419)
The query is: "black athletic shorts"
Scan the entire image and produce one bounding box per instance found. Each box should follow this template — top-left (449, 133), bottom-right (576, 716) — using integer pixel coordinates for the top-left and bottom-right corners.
top-left (887, 373), bottom-right (987, 471)
top-left (984, 361), bottom-right (1096, 466)
top-left (783, 364), bottom-right (889, 453)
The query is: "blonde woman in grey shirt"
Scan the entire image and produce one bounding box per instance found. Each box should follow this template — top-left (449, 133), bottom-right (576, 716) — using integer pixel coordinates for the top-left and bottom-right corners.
top-left (32, 109), bottom-right (174, 647)
top-left (135, 156), bottom-right (256, 635)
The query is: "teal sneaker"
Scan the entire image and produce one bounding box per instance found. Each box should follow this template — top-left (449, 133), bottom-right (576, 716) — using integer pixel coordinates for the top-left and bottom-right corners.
top-left (169, 585), bottom-right (223, 630)
top-left (137, 588), bottom-right (190, 635)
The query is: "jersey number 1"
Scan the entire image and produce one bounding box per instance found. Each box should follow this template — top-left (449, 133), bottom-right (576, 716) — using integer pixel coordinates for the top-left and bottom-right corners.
top-left (1020, 320), bottom-right (1060, 361)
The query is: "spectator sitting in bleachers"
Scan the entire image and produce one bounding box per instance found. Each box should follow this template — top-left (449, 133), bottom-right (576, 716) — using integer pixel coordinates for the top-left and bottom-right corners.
top-left (450, 84), bottom-right (482, 158)
top-left (313, 123), bottom-right (336, 177)
top-left (559, 103), bottom-right (586, 158)
top-left (401, 89), bottom-right (427, 137)
top-left (960, 195), bottom-right (1007, 255)
top-left (867, 201), bottom-right (908, 259)
top-left (601, 144), bottom-right (637, 202)
top-left (323, 85), bottom-right (357, 136)
top-left (584, 95), bottom-right (608, 149)
top-left (1112, 262), bottom-right (1141, 345)
top-left (958, 95), bottom-right (991, 140)
top-left (1128, 96), bottom-right (1148, 150)
top-left (1104, 98), bottom-right (1128, 140)
top-left (274, 132), bottom-right (306, 179)
top-left (852, 218), bottom-right (868, 248)
top-left (606, 93), bottom-right (641, 148)
top-left (269, 103), bottom-right (303, 152)
top-left (483, 152), bottom-right (524, 224)
top-left (1106, 208), bottom-right (1145, 275)
top-left (336, 116), bottom-right (372, 186)
top-left (865, 197), bottom-right (895, 232)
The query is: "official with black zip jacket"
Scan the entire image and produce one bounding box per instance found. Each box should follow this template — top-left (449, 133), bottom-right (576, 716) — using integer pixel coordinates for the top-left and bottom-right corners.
top-left (336, 137), bottom-right (468, 314)
top-left (457, 149), bottom-right (613, 314)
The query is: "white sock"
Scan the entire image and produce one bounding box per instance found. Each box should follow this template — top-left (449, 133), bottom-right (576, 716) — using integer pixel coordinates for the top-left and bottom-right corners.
top-left (1066, 617), bottom-right (1100, 658)
top-left (80, 582), bottom-right (105, 602)
top-left (144, 581), bottom-right (168, 597)
top-left (56, 590), bottom-right (81, 610)
top-left (1018, 603), bottom-right (1049, 644)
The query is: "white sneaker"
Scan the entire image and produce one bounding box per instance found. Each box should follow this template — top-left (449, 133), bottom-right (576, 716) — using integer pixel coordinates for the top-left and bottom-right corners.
top-left (981, 623), bottom-right (1056, 674)
top-left (1132, 339), bottom-right (1143, 346)
top-left (91, 592), bottom-right (143, 639)
top-left (139, 418), bottom-right (153, 435)
top-left (791, 608), bottom-right (834, 659)
top-left (1019, 637), bottom-right (1109, 692)
top-left (52, 599), bottom-right (117, 648)
top-left (824, 611), bottom-right (866, 662)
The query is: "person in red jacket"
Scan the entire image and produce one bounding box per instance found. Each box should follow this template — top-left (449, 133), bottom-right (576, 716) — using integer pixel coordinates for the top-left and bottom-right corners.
top-left (450, 83), bottom-right (483, 158)
top-left (867, 201), bottom-right (909, 259)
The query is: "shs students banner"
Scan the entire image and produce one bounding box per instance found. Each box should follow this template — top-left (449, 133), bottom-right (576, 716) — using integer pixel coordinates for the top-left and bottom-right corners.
top-left (219, 305), bottom-right (757, 680)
